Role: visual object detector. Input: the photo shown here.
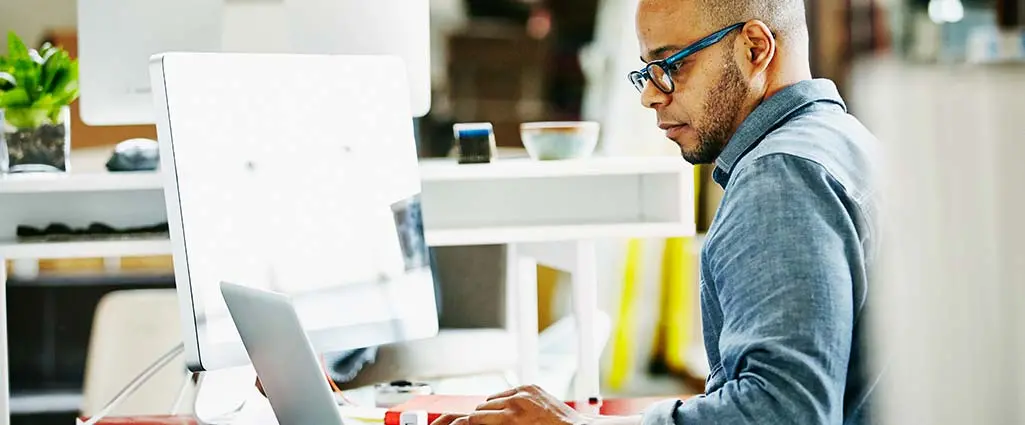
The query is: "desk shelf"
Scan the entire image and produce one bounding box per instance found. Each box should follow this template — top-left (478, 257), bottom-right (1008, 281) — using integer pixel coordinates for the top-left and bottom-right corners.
top-left (418, 156), bottom-right (688, 181)
top-left (0, 171), bottom-right (162, 194)
top-left (426, 222), bottom-right (690, 247)
top-left (0, 238), bottom-right (173, 260)
top-left (0, 224), bottom-right (694, 259)
top-left (0, 156), bottom-right (688, 191)
top-left (0, 155), bottom-right (696, 257)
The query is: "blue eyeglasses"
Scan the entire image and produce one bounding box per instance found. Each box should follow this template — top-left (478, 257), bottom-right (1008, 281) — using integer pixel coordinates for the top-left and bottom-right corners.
top-left (629, 22), bottom-right (745, 94)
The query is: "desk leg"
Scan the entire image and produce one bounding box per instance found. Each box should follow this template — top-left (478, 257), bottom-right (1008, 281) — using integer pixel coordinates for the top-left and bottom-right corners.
top-left (1, 258), bottom-right (8, 425)
top-left (508, 244), bottom-right (539, 387)
top-left (572, 240), bottom-right (600, 403)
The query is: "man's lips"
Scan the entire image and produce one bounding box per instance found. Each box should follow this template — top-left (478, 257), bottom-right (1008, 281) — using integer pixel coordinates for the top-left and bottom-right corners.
top-left (659, 123), bottom-right (689, 139)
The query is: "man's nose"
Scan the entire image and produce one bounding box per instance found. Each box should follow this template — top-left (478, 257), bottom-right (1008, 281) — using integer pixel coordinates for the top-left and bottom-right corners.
top-left (639, 80), bottom-right (670, 109)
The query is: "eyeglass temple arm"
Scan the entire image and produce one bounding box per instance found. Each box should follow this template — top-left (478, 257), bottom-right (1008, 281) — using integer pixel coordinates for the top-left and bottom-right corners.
top-left (664, 22), bottom-right (746, 64)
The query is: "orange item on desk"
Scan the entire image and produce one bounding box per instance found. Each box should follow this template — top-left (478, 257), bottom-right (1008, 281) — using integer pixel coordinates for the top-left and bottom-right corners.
top-left (383, 395), bottom-right (685, 425)
top-left (77, 415), bottom-right (197, 425)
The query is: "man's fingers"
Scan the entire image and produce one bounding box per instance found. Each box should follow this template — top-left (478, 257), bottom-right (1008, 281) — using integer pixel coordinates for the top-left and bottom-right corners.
top-left (475, 397), bottom-right (510, 411)
top-left (254, 377), bottom-right (266, 397)
top-left (431, 413), bottom-right (465, 425)
top-left (485, 387), bottom-right (519, 401)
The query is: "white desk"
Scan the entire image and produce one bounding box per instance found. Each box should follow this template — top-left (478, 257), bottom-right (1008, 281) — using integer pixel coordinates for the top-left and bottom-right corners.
top-left (0, 149), bottom-right (694, 421)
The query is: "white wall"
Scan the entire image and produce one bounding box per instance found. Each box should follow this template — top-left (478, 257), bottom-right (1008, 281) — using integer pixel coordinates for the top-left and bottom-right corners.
top-left (0, 0), bottom-right (78, 54)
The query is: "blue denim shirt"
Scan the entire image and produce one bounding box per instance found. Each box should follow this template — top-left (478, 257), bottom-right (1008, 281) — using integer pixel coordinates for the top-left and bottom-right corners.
top-left (642, 79), bottom-right (879, 425)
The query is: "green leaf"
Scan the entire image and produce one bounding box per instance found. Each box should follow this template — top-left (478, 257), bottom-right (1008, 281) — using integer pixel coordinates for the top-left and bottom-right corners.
top-left (0, 87), bottom-right (31, 108)
top-left (0, 32), bottom-right (77, 109)
top-left (6, 31), bottom-right (30, 62)
top-left (11, 61), bottom-right (40, 103)
top-left (33, 93), bottom-right (57, 109)
top-left (44, 50), bottom-right (72, 94)
top-left (46, 106), bottom-right (63, 124)
top-left (52, 86), bottom-right (78, 106)
top-left (3, 107), bottom-right (50, 129)
top-left (53, 61), bottom-right (79, 104)
top-left (40, 51), bottom-right (61, 92)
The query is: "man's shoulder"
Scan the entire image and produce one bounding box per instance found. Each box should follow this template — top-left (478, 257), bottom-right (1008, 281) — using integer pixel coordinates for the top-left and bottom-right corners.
top-left (731, 105), bottom-right (878, 204)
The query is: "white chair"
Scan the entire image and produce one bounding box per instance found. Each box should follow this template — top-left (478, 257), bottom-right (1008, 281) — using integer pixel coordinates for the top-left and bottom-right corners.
top-left (80, 289), bottom-right (194, 417)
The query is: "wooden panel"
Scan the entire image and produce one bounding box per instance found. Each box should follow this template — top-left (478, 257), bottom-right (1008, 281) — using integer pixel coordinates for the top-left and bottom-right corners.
top-left (447, 22), bottom-right (552, 148)
top-left (120, 255), bottom-right (174, 271)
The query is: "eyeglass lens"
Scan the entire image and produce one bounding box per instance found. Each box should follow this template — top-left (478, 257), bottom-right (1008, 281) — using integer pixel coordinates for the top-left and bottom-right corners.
top-left (647, 63), bottom-right (673, 93)
top-left (631, 63), bottom-right (674, 93)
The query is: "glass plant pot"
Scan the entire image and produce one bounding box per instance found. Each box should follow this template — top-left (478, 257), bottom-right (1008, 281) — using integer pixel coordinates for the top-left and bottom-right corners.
top-left (1, 106), bottom-right (72, 173)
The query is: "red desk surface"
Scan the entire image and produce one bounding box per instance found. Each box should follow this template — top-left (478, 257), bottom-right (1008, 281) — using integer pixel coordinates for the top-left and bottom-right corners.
top-left (79, 416), bottom-right (197, 425)
top-left (384, 395), bottom-right (693, 425)
top-left (85, 395), bottom-right (692, 424)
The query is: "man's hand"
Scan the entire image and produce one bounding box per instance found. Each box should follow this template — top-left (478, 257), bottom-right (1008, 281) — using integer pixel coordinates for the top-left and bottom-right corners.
top-left (431, 385), bottom-right (588, 425)
top-left (256, 377), bottom-right (266, 396)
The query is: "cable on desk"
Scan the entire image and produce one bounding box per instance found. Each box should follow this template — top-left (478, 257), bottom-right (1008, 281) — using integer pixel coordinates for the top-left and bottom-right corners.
top-left (77, 342), bottom-right (185, 425)
top-left (171, 372), bottom-right (199, 415)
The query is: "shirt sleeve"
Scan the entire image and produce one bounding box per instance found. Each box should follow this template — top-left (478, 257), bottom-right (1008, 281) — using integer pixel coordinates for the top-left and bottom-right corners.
top-left (643, 153), bottom-right (862, 424)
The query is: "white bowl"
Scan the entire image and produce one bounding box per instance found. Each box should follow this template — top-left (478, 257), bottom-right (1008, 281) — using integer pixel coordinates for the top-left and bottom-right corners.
top-left (520, 121), bottom-right (600, 161)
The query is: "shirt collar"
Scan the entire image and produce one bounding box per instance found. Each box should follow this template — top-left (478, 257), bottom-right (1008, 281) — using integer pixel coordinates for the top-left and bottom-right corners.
top-left (711, 79), bottom-right (847, 187)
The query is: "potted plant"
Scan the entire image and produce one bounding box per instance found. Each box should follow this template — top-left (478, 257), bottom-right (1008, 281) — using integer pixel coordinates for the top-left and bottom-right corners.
top-left (0, 31), bottom-right (79, 173)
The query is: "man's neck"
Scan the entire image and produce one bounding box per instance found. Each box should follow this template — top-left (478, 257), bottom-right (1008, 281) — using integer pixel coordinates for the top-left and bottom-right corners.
top-left (764, 47), bottom-right (814, 99)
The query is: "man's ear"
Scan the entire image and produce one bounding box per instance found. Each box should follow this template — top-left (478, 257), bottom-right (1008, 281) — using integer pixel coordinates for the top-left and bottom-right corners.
top-left (738, 20), bottom-right (774, 75)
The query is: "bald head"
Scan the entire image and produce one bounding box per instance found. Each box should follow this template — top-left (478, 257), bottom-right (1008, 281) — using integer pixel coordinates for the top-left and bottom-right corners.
top-left (698, 0), bottom-right (807, 44)
top-left (638, 0), bottom-right (808, 50)
top-left (634, 0), bottom-right (813, 164)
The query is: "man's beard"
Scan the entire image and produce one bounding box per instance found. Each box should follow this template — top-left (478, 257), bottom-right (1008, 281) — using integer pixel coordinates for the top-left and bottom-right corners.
top-left (680, 54), bottom-right (749, 165)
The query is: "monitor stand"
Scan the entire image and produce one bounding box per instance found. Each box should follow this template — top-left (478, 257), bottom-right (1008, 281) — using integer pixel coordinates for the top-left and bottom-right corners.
top-left (193, 367), bottom-right (374, 425)
top-left (192, 366), bottom-right (262, 424)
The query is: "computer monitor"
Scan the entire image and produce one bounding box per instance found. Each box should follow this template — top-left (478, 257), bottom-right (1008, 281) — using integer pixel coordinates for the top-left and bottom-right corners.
top-left (77, 0), bottom-right (431, 126)
top-left (149, 51), bottom-right (439, 372)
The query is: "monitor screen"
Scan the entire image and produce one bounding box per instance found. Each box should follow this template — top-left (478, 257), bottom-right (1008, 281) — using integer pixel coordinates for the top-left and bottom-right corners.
top-left (150, 52), bottom-right (439, 371)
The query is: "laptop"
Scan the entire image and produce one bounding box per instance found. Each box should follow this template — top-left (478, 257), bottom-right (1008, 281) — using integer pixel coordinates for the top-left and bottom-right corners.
top-left (220, 282), bottom-right (345, 425)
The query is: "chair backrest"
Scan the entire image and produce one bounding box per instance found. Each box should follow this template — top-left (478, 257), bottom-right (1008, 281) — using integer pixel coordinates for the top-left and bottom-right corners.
top-left (80, 289), bottom-right (193, 417)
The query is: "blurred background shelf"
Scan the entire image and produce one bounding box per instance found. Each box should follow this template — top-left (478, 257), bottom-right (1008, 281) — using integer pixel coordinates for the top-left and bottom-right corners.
top-left (5, 271), bottom-right (174, 287)
top-left (9, 390), bottom-right (82, 415)
top-left (0, 155), bottom-right (687, 192)
top-left (426, 222), bottom-right (690, 246)
top-left (0, 238), bottom-right (172, 260)
top-left (0, 172), bottom-right (161, 194)
top-left (418, 156), bottom-right (686, 180)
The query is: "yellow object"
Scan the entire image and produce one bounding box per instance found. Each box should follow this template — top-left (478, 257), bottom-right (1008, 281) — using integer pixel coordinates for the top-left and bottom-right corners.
top-left (38, 258), bottom-right (105, 272)
top-left (536, 265), bottom-right (561, 332)
top-left (660, 237), bottom-right (696, 372)
top-left (648, 165), bottom-right (701, 374)
top-left (607, 238), bottom-right (644, 390)
top-left (121, 255), bottom-right (174, 271)
top-left (608, 164), bottom-right (702, 388)
top-left (695, 165), bottom-right (703, 222)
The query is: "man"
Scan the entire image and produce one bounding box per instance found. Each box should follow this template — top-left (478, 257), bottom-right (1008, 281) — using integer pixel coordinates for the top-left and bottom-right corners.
top-left (433, 0), bottom-right (879, 424)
